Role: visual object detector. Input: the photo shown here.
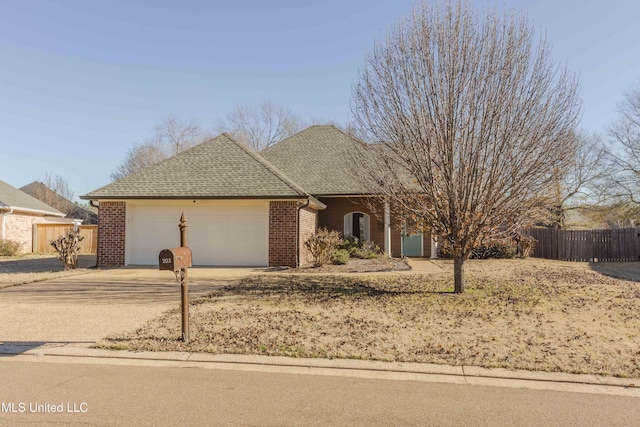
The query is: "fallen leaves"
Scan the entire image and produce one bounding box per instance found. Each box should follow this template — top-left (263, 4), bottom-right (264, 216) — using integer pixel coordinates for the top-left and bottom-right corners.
top-left (99, 260), bottom-right (640, 378)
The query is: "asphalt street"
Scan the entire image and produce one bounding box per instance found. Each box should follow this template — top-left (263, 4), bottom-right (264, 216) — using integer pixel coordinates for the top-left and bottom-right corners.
top-left (1, 360), bottom-right (640, 427)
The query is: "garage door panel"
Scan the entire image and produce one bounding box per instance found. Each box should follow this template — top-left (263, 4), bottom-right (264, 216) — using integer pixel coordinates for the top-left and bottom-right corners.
top-left (127, 201), bottom-right (268, 266)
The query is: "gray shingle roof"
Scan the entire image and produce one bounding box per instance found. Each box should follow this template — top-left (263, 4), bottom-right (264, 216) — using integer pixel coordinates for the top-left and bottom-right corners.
top-left (261, 125), bottom-right (370, 196)
top-left (0, 180), bottom-right (64, 216)
top-left (82, 133), bottom-right (312, 200)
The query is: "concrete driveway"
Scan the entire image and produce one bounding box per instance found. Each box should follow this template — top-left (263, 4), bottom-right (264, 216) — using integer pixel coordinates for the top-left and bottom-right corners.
top-left (0, 256), bottom-right (438, 347)
top-left (0, 266), bottom-right (259, 344)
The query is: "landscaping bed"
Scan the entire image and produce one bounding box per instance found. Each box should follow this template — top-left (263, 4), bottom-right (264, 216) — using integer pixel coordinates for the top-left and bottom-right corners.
top-left (99, 259), bottom-right (640, 378)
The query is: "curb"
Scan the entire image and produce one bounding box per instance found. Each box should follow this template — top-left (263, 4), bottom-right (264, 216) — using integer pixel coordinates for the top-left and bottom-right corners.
top-left (1, 342), bottom-right (638, 397)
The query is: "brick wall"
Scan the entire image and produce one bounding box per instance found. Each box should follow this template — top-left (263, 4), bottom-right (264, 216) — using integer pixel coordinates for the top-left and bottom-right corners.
top-left (298, 206), bottom-right (318, 267)
top-left (317, 197), bottom-right (403, 256)
top-left (268, 201), bottom-right (298, 267)
top-left (2, 212), bottom-right (47, 253)
top-left (97, 201), bottom-right (126, 267)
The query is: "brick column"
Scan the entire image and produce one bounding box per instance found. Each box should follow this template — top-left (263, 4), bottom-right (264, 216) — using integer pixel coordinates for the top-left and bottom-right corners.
top-left (269, 201), bottom-right (298, 267)
top-left (298, 206), bottom-right (317, 267)
top-left (97, 201), bottom-right (126, 267)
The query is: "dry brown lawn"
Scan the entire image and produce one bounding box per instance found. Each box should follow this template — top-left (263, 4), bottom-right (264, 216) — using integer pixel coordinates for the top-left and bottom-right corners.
top-left (100, 259), bottom-right (640, 378)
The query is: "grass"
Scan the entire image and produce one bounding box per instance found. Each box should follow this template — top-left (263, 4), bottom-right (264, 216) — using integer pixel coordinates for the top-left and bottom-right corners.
top-left (99, 260), bottom-right (640, 379)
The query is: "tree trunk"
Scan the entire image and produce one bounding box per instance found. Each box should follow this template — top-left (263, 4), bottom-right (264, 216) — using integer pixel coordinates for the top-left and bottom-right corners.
top-left (453, 255), bottom-right (465, 293)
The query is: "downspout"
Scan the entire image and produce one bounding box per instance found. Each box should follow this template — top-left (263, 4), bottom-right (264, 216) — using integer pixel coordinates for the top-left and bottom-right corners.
top-left (1, 208), bottom-right (14, 241)
top-left (296, 199), bottom-right (311, 267)
top-left (384, 201), bottom-right (391, 257)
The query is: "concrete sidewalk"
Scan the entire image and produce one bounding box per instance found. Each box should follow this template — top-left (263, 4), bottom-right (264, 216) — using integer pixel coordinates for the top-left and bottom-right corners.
top-left (1, 341), bottom-right (638, 398)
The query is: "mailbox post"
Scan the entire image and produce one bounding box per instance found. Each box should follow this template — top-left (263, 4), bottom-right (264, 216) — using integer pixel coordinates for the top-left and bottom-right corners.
top-left (159, 212), bottom-right (192, 343)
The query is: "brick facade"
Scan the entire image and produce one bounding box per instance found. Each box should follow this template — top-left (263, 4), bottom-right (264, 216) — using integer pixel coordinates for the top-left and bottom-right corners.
top-left (268, 201), bottom-right (298, 267)
top-left (2, 212), bottom-right (48, 253)
top-left (317, 197), bottom-right (403, 257)
top-left (97, 201), bottom-right (126, 267)
top-left (298, 206), bottom-right (318, 267)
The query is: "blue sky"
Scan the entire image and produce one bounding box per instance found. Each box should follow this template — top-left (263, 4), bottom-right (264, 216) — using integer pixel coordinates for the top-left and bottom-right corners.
top-left (1, 0), bottom-right (639, 201)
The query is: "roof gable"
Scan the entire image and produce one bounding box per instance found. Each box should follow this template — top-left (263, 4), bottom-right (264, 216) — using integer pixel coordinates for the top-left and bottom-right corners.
top-left (261, 125), bottom-right (369, 196)
top-left (82, 133), bottom-right (311, 200)
top-left (0, 180), bottom-right (64, 216)
top-left (21, 182), bottom-right (98, 224)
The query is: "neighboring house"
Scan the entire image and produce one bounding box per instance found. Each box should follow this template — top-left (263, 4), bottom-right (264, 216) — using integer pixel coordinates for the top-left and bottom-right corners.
top-left (81, 126), bottom-right (431, 268)
top-left (0, 180), bottom-right (67, 253)
top-left (20, 181), bottom-right (98, 225)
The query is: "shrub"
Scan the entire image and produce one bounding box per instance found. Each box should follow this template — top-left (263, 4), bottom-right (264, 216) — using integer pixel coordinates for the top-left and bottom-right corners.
top-left (517, 235), bottom-right (537, 258)
top-left (338, 235), bottom-right (360, 254)
top-left (331, 249), bottom-right (350, 265)
top-left (339, 236), bottom-right (382, 259)
top-left (470, 239), bottom-right (517, 259)
top-left (438, 237), bottom-right (518, 260)
top-left (305, 228), bottom-right (341, 267)
top-left (0, 239), bottom-right (22, 257)
top-left (50, 228), bottom-right (84, 270)
top-left (352, 240), bottom-right (381, 259)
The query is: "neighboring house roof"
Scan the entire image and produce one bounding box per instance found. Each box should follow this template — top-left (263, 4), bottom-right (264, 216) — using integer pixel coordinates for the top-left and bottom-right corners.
top-left (81, 133), bottom-right (324, 206)
top-left (20, 182), bottom-right (98, 224)
top-left (261, 125), bottom-right (370, 196)
top-left (0, 180), bottom-right (65, 216)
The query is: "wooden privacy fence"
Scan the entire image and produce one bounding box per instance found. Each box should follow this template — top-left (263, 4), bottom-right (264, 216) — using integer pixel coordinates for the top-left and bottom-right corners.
top-left (525, 228), bottom-right (640, 262)
top-left (33, 224), bottom-right (98, 255)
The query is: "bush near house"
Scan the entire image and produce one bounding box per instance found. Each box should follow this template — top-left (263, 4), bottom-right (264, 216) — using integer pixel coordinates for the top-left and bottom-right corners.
top-left (306, 231), bottom-right (385, 267)
top-left (0, 239), bottom-right (21, 257)
top-left (331, 249), bottom-right (350, 265)
top-left (305, 228), bottom-right (342, 267)
top-left (338, 236), bottom-right (382, 259)
top-left (50, 228), bottom-right (84, 270)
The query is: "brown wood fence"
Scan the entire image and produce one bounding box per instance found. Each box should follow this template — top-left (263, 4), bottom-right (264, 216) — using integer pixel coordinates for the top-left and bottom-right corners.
top-left (525, 228), bottom-right (640, 262)
top-left (33, 224), bottom-right (98, 255)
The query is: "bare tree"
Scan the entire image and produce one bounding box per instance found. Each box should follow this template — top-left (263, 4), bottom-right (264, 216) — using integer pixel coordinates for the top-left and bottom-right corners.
top-left (111, 115), bottom-right (208, 181)
top-left (605, 81), bottom-right (640, 203)
top-left (544, 131), bottom-right (607, 228)
top-left (44, 172), bottom-right (75, 202)
top-left (23, 172), bottom-right (76, 211)
top-left (351, 0), bottom-right (581, 293)
top-left (111, 142), bottom-right (166, 181)
top-left (154, 116), bottom-right (205, 156)
top-left (217, 100), bottom-right (305, 151)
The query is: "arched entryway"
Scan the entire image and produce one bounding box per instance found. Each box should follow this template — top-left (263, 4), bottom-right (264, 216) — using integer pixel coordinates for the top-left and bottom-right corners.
top-left (344, 212), bottom-right (370, 242)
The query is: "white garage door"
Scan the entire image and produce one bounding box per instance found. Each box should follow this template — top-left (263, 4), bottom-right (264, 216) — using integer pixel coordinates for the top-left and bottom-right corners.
top-left (126, 200), bottom-right (269, 266)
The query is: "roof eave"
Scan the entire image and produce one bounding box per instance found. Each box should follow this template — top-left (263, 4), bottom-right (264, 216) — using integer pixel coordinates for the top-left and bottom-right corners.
top-left (80, 194), bottom-right (311, 201)
top-left (0, 205), bottom-right (65, 217)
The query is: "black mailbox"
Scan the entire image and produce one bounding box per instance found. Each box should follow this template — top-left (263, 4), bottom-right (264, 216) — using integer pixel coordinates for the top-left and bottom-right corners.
top-left (159, 247), bottom-right (192, 271)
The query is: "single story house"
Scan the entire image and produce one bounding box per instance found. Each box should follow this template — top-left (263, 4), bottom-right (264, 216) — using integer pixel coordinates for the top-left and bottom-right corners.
top-left (21, 181), bottom-right (98, 225)
top-left (0, 179), bottom-right (67, 253)
top-left (82, 126), bottom-right (431, 267)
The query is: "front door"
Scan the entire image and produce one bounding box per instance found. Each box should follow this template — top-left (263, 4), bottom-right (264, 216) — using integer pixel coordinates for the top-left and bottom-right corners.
top-left (402, 228), bottom-right (423, 257)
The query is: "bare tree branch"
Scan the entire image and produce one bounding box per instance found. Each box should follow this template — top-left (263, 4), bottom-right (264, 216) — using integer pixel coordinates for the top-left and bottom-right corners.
top-left (43, 172), bottom-right (75, 203)
top-left (111, 115), bottom-right (209, 181)
top-left (604, 81), bottom-right (640, 204)
top-left (351, 0), bottom-right (581, 293)
top-left (217, 100), bottom-right (306, 151)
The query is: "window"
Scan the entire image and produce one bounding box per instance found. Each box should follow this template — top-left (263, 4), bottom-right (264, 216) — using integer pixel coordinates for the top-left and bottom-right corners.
top-left (344, 212), bottom-right (370, 242)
